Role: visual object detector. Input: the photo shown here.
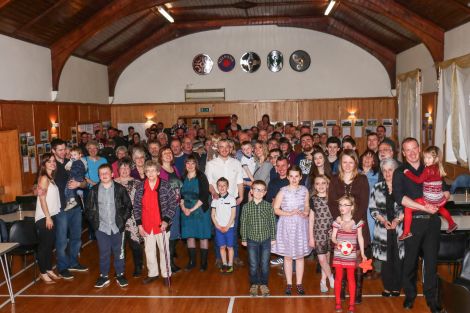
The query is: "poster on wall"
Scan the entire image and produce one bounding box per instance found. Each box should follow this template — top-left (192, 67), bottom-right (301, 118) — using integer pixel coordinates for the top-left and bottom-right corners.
top-left (37, 144), bottom-right (45, 155)
top-left (326, 120), bottom-right (337, 137)
top-left (312, 120), bottom-right (325, 135)
top-left (39, 129), bottom-right (49, 142)
top-left (31, 157), bottom-right (37, 174)
top-left (341, 120), bottom-right (352, 137)
top-left (22, 157), bottom-right (29, 173)
top-left (354, 119), bottom-right (364, 138)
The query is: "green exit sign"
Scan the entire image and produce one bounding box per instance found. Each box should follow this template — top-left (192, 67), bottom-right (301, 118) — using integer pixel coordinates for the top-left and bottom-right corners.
top-left (200, 107), bottom-right (211, 113)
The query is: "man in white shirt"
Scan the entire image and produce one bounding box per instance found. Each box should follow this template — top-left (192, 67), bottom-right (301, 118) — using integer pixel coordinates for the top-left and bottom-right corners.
top-left (205, 139), bottom-right (244, 267)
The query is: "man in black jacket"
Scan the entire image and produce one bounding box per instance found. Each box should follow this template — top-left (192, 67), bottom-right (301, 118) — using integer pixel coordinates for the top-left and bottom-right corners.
top-left (85, 164), bottom-right (132, 288)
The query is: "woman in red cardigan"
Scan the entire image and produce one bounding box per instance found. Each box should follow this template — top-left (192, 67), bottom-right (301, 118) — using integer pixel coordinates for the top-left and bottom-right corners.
top-left (328, 149), bottom-right (370, 305)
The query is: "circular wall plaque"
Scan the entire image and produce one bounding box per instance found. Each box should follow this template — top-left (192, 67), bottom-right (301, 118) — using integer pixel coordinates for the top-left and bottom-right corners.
top-left (240, 52), bottom-right (261, 73)
top-left (267, 50), bottom-right (283, 72)
top-left (289, 50), bottom-right (311, 72)
top-left (192, 54), bottom-right (213, 75)
top-left (218, 54), bottom-right (236, 72)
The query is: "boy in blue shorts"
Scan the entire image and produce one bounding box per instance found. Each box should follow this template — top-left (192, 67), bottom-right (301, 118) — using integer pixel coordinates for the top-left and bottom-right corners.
top-left (211, 177), bottom-right (237, 273)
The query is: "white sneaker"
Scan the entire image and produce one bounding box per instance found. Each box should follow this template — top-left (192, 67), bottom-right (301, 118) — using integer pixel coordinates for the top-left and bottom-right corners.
top-left (320, 280), bottom-right (328, 293)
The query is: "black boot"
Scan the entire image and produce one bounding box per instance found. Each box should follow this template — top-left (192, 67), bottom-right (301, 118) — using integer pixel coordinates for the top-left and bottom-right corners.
top-left (185, 248), bottom-right (196, 271)
top-left (169, 240), bottom-right (180, 273)
top-left (340, 268), bottom-right (346, 300)
top-left (200, 249), bottom-right (208, 272)
top-left (355, 267), bottom-right (364, 304)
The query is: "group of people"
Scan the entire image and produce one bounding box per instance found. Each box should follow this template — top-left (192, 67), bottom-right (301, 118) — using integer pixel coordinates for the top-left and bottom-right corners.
top-left (33, 114), bottom-right (452, 313)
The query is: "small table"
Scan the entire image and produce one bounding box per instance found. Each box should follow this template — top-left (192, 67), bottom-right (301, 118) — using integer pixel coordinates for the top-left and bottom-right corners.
top-left (441, 215), bottom-right (470, 231)
top-left (0, 211), bottom-right (35, 223)
top-left (450, 194), bottom-right (470, 205)
top-left (0, 242), bottom-right (19, 304)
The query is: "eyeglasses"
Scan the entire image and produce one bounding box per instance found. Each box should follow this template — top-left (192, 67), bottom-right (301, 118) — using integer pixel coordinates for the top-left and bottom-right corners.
top-left (339, 203), bottom-right (353, 207)
top-left (379, 148), bottom-right (392, 153)
top-left (252, 188), bottom-right (266, 192)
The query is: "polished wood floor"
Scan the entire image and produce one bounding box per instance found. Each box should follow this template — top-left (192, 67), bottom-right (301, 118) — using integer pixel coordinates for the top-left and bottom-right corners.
top-left (0, 234), bottom-right (452, 313)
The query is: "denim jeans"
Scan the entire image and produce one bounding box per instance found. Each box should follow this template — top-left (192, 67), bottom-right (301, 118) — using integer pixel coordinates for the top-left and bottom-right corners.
top-left (450, 174), bottom-right (470, 193)
top-left (215, 205), bottom-right (239, 259)
top-left (55, 206), bottom-right (82, 271)
top-left (247, 238), bottom-right (271, 285)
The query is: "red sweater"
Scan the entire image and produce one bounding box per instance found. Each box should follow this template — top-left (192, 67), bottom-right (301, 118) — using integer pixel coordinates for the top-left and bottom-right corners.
top-left (404, 164), bottom-right (446, 206)
top-left (142, 178), bottom-right (162, 234)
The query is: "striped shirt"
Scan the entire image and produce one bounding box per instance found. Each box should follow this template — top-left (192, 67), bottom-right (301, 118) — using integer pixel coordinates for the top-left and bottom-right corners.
top-left (240, 200), bottom-right (276, 242)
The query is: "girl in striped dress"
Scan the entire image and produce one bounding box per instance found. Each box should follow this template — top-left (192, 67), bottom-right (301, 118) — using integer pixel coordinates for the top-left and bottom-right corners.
top-left (332, 195), bottom-right (366, 313)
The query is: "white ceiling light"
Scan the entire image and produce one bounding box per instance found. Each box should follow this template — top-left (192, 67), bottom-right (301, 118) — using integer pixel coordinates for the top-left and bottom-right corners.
top-left (158, 6), bottom-right (174, 23)
top-left (324, 0), bottom-right (336, 16)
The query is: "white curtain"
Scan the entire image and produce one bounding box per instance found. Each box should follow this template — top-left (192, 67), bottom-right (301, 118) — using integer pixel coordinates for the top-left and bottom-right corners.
top-left (397, 69), bottom-right (421, 145)
top-left (436, 56), bottom-right (470, 167)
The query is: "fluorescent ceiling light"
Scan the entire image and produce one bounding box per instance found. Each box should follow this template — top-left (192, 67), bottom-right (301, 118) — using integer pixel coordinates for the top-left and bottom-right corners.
top-left (324, 0), bottom-right (336, 16)
top-left (158, 6), bottom-right (174, 23)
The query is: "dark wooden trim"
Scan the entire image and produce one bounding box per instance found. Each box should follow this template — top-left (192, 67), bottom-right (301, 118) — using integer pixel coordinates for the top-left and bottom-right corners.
top-left (13, 0), bottom-right (68, 34)
top-left (340, 2), bottom-right (415, 46)
top-left (448, 0), bottom-right (470, 14)
top-left (345, 0), bottom-right (444, 63)
top-left (168, 1), bottom-right (323, 13)
top-left (83, 11), bottom-right (152, 59)
top-left (50, 0), bottom-right (171, 91)
top-left (0, 0), bottom-right (11, 11)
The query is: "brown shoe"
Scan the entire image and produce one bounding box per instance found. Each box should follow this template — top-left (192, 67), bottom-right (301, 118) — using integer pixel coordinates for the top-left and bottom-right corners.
top-left (142, 276), bottom-right (159, 285)
top-left (233, 257), bottom-right (244, 267)
top-left (46, 271), bottom-right (61, 280)
top-left (39, 273), bottom-right (55, 284)
top-left (260, 285), bottom-right (270, 297)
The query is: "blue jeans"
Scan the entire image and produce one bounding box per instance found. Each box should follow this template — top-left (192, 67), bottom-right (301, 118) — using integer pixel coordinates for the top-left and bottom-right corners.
top-left (247, 238), bottom-right (271, 285)
top-left (451, 174), bottom-right (470, 193)
top-left (215, 205), bottom-right (239, 259)
top-left (55, 206), bottom-right (82, 271)
top-left (95, 230), bottom-right (125, 276)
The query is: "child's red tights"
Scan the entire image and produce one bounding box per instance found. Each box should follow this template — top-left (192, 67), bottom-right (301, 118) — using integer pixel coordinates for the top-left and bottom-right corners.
top-left (334, 266), bottom-right (356, 308)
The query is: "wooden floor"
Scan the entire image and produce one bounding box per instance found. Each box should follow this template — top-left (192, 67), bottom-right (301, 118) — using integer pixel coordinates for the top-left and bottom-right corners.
top-left (0, 235), bottom-right (451, 313)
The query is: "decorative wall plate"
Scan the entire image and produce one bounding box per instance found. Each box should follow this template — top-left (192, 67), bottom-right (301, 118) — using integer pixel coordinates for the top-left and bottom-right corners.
top-left (218, 54), bottom-right (236, 72)
top-left (267, 50), bottom-right (283, 72)
top-left (240, 52), bottom-right (261, 73)
top-left (289, 50), bottom-right (310, 72)
top-left (192, 54), bottom-right (213, 75)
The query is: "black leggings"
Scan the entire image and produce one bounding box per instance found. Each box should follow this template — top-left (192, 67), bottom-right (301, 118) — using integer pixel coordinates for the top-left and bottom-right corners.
top-left (36, 216), bottom-right (56, 274)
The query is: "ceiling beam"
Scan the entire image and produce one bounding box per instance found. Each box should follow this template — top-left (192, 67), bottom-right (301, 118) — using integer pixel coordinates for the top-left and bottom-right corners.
top-left (13, 0), bottom-right (68, 34)
top-left (107, 25), bottom-right (176, 96)
top-left (168, 1), bottom-right (323, 13)
top-left (0, 0), bottom-right (11, 10)
top-left (344, 0), bottom-right (444, 64)
top-left (176, 16), bottom-right (329, 28)
top-left (339, 2), bottom-right (415, 47)
top-left (50, 0), bottom-right (172, 91)
top-left (83, 11), bottom-right (152, 59)
top-left (449, 0), bottom-right (470, 14)
top-left (326, 18), bottom-right (396, 88)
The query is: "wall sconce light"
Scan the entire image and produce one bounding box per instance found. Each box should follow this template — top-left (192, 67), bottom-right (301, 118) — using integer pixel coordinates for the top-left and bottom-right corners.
top-left (348, 111), bottom-right (356, 119)
top-left (51, 122), bottom-right (59, 128)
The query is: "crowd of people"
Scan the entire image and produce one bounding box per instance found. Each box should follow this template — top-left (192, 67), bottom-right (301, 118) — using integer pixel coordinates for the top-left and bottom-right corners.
top-left (34, 114), bottom-right (452, 313)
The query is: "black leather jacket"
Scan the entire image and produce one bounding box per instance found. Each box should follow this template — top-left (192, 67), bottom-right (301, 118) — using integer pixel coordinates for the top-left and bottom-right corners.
top-left (85, 182), bottom-right (132, 232)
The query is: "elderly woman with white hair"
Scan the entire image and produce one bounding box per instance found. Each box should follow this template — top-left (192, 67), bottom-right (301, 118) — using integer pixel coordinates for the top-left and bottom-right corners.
top-left (369, 157), bottom-right (405, 298)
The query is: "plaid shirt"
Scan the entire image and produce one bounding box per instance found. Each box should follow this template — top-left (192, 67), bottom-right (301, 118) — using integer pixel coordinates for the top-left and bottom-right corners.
top-left (240, 200), bottom-right (276, 242)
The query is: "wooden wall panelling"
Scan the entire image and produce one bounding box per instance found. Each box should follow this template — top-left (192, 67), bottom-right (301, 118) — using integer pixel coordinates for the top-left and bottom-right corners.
top-left (58, 103), bottom-right (79, 140)
top-left (255, 101), bottom-right (298, 126)
top-left (0, 129), bottom-right (22, 202)
top-left (33, 102), bottom-right (59, 144)
top-left (97, 105), bottom-right (111, 122)
top-left (78, 104), bottom-right (90, 123)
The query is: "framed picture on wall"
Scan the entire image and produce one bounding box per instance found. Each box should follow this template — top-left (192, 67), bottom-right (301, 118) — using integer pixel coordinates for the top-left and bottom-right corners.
top-left (40, 129), bottom-right (49, 142)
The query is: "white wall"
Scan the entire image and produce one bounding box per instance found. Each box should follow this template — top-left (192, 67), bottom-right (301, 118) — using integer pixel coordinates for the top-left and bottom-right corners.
top-left (0, 34), bottom-right (52, 101)
top-left (58, 56), bottom-right (109, 104)
top-left (396, 44), bottom-right (437, 93)
top-left (444, 22), bottom-right (470, 60)
top-left (114, 26), bottom-right (392, 103)
top-left (0, 35), bottom-right (109, 103)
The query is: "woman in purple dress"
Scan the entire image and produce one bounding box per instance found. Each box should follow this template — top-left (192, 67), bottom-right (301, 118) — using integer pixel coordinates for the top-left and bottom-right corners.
top-left (272, 165), bottom-right (312, 296)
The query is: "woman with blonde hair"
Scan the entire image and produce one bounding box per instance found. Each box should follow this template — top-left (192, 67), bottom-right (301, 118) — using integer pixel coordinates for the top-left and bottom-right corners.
top-left (328, 149), bottom-right (370, 304)
top-left (253, 141), bottom-right (273, 186)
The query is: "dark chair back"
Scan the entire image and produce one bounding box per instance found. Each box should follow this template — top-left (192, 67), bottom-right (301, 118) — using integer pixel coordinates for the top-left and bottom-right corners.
top-left (461, 250), bottom-right (470, 282)
top-left (0, 201), bottom-right (19, 214)
top-left (9, 220), bottom-right (38, 246)
top-left (15, 196), bottom-right (37, 211)
top-left (0, 219), bottom-right (8, 242)
top-left (438, 232), bottom-right (468, 262)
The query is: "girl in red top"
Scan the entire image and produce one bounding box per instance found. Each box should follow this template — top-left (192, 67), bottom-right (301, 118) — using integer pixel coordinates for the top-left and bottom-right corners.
top-left (399, 146), bottom-right (457, 240)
